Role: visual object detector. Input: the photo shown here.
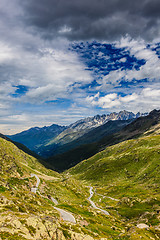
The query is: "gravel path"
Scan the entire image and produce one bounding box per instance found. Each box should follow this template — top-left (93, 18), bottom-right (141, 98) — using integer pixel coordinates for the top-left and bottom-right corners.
top-left (88, 187), bottom-right (110, 215)
top-left (54, 207), bottom-right (76, 223)
top-left (97, 193), bottom-right (119, 201)
top-left (30, 173), bottom-right (76, 223)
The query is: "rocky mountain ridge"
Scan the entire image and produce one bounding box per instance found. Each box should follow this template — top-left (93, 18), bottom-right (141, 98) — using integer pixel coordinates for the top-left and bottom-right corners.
top-left (8, 110), bottom-right (147, 156)
top-left (69, 110), bottom-right (147, 131)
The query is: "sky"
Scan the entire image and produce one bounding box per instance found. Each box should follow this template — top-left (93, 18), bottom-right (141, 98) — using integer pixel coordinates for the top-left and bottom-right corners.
top-left (0, 0), bottom-right (160, 134)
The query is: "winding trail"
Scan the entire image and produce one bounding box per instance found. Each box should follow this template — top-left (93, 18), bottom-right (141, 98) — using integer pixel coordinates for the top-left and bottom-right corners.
top-left (30, 174), bottom-right (110, 222)
top-left (97, 193), bottom-right (119, 201)
top-left (54, 207), bottom-right (76, 224)
top-left (88, 187), bottom-right (110, 215)
top-left (49, 197), bottom-right (76, 223)
top-left (30, 173), bottom-right (76, 223)
top-left (51, 197), bottom-right (58, 205)
top-left (21, 162), bottom-right (59, 181)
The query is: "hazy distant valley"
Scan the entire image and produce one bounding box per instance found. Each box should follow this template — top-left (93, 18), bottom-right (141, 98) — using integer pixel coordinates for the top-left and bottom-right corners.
top-left (8, 110), bottom-right (147, 170)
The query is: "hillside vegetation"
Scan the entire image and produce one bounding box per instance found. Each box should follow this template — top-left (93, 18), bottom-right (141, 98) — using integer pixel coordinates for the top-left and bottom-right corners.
top-left (67, 125), bottom-right (160, 239)
top-left (0, 135), bottom-right (125, 239)
top-left (0, 110), bottom-right (160, 239)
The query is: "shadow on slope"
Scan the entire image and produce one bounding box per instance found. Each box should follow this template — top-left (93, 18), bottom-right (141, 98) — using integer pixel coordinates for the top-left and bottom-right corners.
top-left (39, 119), bottom-right (132, 158)
top-left (45, 109), bottom-right (160, 172)
top-left (0, 133), bottom-right (53, 170)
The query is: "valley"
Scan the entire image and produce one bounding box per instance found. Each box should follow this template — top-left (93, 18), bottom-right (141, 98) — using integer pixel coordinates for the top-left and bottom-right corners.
top-left (8, 110), bottom-right (145, 159)
top-left (0, 109), bottom-right (160, 239)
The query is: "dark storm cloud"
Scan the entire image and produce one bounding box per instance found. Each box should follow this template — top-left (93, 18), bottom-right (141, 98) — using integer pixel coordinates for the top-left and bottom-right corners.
top-left (20, 0), bottom-right (160, 41)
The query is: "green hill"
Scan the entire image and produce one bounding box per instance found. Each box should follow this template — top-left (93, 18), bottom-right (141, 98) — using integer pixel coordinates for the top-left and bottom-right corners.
top-left (0, 135), bottom-right (125, 239)
top-left (68, 134), bottom-right (160, 184)
top-left (67, 124), bottom-right (160, 239)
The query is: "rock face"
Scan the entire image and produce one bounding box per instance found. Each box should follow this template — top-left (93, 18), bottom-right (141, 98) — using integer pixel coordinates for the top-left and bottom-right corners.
top-left (0, 212), bottom-right (57, 239)
top-left (69, 110), bottom-right (146, 131)
top-left (0, 211), bottom-right (108, 240)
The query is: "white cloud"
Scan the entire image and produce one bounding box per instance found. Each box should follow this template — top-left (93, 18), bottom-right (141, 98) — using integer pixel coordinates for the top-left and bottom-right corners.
top-left (86, 87), bottom-right (160, 113)
top-left (87, 92), bottom-right (120, 108)
top-left (97, 37), bottom-right (160, 92)
top-left (119, 57), bottom-right (127, 62)
top-left (120, 93), bottom-right (138, 103)
top-left (21, 48), bottom-right (93, 103)
top-left (0, 42), bottom-right (14, 63)
top-left (59, 25), bottom-right (72, 33)
top-left (116, 36), bottom-right (160, 82)
top-left (0, 39), bottom-right (93, 104)
top-left (142, 88), bottom-right (160, 98)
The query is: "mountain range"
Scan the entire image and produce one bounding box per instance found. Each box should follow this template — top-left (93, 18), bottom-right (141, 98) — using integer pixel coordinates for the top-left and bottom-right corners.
top-left (8, 110), bottom-right (147, 159)
top-left (46, 109), bottom-right (160, 172)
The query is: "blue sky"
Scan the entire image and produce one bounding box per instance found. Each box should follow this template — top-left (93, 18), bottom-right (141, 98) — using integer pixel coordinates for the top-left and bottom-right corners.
top-left (0, 0), bottom-right (160, 134)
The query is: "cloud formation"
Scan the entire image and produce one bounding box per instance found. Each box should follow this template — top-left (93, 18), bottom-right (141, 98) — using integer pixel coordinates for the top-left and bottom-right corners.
top-left (86, 87), bottom-right (160, 113)
top-left (0, 0), bottom-right (160, 134)
top-left (20, 0), bottom-right (160, 41)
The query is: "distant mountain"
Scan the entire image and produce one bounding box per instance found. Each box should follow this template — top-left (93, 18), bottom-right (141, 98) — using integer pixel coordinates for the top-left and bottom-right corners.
top-left (8, 110), bottom-right (147, 157)
top-left (69, 110), bottom-right (147, 131)
top-left (39, 110), bottom-right (147, 157)
top-left (8, 124), bottom-right (67, 152)
top-left (39, 119), bottom-right (133, 158)
top-left (46, 109), bottom-right (159, 172)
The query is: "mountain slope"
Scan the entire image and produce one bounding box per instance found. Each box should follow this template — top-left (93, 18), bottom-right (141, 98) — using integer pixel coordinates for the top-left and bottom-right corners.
top-left (1, 115), bottom-right (160, 239)
top-left (8, 110), bottom-right (145, 157)
top-left (0, 134), bottom-right (124, 239)
top-left (40, 110), bottom-right (146, 156)
top-left (68, 110), bottom-right (146, 130)
top-left (8, 124), bottom-right (67, 153)
top-left (46, 109), bottom-right (160, 172)
top-left (39, 119), bottom-right (133, 158)
top-left (68, 133), bottom-right (160, 183)
top-left (66, 125), bottom-right (160, 239)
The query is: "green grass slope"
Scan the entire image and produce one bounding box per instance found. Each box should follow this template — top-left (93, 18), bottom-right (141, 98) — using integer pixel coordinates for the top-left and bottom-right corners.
top-left (68, 134), bottom-right (160, 184)
top-left (0, 135), bottom-right (128, 239)
top-left (67, 128), bottom-right (160, 239)
top-left (1, 115), bottom-right (160, 239)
